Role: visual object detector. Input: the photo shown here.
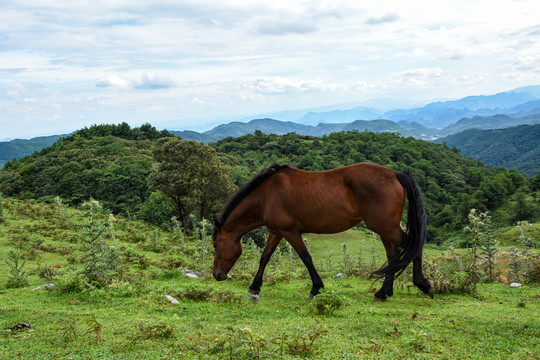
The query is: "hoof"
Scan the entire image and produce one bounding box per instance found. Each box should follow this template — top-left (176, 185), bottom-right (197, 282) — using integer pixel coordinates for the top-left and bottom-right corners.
top-left (427, 286), bottom-right (435, 299)
top-left (306, 294), bottom-right (314, 300)
top-left (372, 296), bottom-right (386, 302)
top-left (248, 288), bottom-right (260, 295)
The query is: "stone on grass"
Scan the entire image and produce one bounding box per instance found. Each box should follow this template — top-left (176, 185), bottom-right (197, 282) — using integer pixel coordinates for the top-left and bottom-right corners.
top-left (181, 269), bottom-right (204, 278)
top-left (510, 282), bottom-right (522, 288)
top-left (165, 295), bottom-right (180, 304)
top-left (32, 284), bottom-right (55, 291)
top-left (335, 273), bottom-right (345, 279)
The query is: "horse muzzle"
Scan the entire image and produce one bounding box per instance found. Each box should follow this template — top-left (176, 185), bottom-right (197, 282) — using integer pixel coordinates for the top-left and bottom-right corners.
top-left (213, 271), bottom-right (228, 281)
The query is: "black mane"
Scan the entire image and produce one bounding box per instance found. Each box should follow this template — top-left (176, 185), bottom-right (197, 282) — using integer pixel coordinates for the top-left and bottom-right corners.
top-left (214, 163), bottom-right (289, 233)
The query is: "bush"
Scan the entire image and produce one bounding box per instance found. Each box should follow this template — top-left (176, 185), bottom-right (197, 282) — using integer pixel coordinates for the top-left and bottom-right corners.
top-left (308, 291), bottom-right (347, 315)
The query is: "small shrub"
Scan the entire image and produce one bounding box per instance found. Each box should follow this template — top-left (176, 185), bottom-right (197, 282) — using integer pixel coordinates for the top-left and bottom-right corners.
top-left (5, 249), bottom-right (30, 288)
top-left (212, 291), bottom-right (243, 305)
top-left (129, 319), bottom-right (175, 346)
top-left (37, 263), bottom-right (62, 282)
top-left (308, 291), bottom-right (346, 315)
top-left (175, 285), bottom-right (212, 302)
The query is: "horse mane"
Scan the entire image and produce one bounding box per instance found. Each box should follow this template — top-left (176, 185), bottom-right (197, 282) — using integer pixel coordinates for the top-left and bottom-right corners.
top-left (214, 162), bottom-right (289, 232)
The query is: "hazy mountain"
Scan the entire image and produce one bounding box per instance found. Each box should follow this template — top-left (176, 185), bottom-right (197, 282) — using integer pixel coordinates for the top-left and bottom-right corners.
top-left (440, 113), bottom-right (540, 136)
top-left (299, 106), bottom-right (381, 125)
top-left (381, 91), bottom-right (537, 128)
top-left (436, 124), bottom-right (540, 176)
top-left (172, 118), bottom-right (431, 142)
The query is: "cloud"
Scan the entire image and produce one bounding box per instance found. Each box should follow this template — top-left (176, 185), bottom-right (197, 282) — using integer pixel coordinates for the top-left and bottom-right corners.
top-left (243, 77), bottom-right (340, 95)
top-left (365, 13), bottom-right (399, 25)
top-left (96, 73), bottom-right (176, 90)
top-left (252, 18), bottom-right (318, 36)
top-left (387, 68), bottom-right (443, 87)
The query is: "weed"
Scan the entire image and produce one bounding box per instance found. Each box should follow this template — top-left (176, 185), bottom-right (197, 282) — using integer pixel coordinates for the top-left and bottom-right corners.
top-left (212, 291), bottom-right (243, 305)
top-left (80, 314), bottom-right (103, 344)
top-left (507, 246), bottom-right (524, 283)
top-left (129, 319), bottom-right (175, 347)
top-left (308, 291), bottom-right (347, 315)
top-left (54, 196), bottom-right (70, 227)
top-left (0, 192), bottom-right (5, 223)
top-left (78, 199), bottom-right (119, 288)
top-left (283, 324), bottom-right (327, 357)
top-left (5, 249), bottom-right (29, 288)
top-left (37, 262), bottom-right (61, 282)
top-left (176, 285), bottom-right (213, 302)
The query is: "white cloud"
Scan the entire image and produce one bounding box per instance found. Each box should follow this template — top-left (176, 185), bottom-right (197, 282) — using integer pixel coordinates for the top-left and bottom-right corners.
top-left (365, 13), bottom-right (399, 25)
top-left (96, 73), bottom-right (176, 90)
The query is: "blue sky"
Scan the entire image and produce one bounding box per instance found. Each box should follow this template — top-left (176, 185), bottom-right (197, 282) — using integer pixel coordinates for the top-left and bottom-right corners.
top-left (1, 0), bottom-right (539, 139)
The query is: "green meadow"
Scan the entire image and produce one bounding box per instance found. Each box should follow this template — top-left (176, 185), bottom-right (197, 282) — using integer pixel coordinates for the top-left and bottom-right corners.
top-left (0, 198), bottom-right (538, 359)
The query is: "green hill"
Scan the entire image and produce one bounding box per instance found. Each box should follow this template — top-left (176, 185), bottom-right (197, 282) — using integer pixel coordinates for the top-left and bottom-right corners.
top-left (437, 124), bottom-right (540, 176)
top-left (0, 123), bottom-right (171, 215)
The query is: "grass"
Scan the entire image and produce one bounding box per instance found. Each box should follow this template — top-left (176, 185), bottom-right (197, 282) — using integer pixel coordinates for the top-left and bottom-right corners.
top-left (1, 278), bottom-right (538, 359)
top-left (0, 198), bottom-right (539, 359)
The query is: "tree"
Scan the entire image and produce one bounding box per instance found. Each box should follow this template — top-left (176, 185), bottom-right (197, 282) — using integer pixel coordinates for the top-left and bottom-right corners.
top-left (149, 137), bottom-right (236, 228)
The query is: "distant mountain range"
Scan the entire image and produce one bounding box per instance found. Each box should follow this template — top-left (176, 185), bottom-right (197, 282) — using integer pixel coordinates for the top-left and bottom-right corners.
top-left (171, 112), bottom-right (539, 143)
top-left (436, 124), bottom-right (540, 176)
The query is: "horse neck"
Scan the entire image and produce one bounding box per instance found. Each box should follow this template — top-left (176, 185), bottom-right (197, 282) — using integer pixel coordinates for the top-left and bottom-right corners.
top-left (222, 193), bottom-right (263, 239)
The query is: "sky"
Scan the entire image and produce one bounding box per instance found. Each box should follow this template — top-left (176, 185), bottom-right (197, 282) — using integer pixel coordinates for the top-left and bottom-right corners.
top-left (1, 0), bottom-right (539, 140)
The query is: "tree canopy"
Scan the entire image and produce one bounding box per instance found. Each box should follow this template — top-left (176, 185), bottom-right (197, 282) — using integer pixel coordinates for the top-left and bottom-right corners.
top-left (149, 137), bottom-right (236, 228)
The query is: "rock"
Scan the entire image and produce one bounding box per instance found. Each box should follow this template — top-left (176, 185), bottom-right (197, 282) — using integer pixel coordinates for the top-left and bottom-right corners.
top-left (3, 323), bottom-right (31, 332)
top-left (510, 282), bottom-right (522, 288)
top-left (249, 294), bottom-right (259, 303)
top-left (165, 295), bottom-right (180, 304)
top-left (181, 269), bottom-right (204, 278)
top-left (335, 273), bottom-right (345, 279)
top-left (32, 284), bottom-right (55, 291)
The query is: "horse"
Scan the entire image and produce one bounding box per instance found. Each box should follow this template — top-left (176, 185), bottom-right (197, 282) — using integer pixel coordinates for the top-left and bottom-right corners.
top-left (212, 162), bottom-right (434, 301)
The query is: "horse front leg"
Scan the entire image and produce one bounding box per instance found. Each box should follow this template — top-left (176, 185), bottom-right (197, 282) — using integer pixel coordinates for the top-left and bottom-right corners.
top-left (248, 231), bottom-right (283, 295)
top-left (282, 231), bottom-right (324, 300)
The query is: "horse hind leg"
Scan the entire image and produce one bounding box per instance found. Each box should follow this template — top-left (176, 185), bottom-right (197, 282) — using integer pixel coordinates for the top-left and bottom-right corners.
top-left (413, 255), bottom-right (434, 298)
top-left (373, 228), bottom-right (402, 302)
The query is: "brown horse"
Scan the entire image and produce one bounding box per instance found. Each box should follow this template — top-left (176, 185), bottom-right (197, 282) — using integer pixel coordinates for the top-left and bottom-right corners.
top-left (212, 162), bottom-right (434, 301)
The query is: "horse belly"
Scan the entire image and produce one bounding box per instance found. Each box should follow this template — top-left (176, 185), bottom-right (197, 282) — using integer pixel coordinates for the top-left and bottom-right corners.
top-left (292, 188), bottom-right (361, 234)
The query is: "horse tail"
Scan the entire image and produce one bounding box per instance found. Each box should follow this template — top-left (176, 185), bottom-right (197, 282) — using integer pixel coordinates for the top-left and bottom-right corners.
top-left (374, 171), bottom-right (427, 278)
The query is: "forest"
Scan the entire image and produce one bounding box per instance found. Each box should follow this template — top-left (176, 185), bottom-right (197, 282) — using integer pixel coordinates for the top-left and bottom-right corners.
top-left (0, 123), bottom-right (538, 245)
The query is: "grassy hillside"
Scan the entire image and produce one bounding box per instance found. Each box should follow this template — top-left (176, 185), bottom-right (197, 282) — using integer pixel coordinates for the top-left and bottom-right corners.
top-left (0, 198), bottom-right (538, 359)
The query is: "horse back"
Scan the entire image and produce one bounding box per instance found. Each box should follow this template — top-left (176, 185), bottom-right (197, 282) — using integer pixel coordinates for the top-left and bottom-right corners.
top-left (257, 163), bottom-right (405, 234)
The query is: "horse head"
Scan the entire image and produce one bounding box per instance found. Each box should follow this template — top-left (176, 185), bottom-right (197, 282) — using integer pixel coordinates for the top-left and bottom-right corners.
top-left (212, 219), bottom-right (242, 281)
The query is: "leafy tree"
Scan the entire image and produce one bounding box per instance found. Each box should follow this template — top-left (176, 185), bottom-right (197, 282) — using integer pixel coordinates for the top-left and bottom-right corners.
top-left (137, 190), bottom-right (174, 226)
top-left (149, 137), bottom-right (236, 228)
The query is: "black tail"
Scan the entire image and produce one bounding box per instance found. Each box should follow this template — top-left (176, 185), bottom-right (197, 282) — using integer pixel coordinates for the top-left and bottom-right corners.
top-left (375, 171), bottom-right (427, 278)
